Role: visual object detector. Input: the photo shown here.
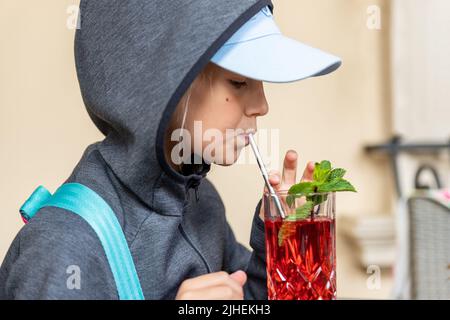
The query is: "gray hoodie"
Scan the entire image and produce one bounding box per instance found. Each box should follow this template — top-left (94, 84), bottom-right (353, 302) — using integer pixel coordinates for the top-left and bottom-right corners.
top-left (0, 0), bottom-right (274, 299)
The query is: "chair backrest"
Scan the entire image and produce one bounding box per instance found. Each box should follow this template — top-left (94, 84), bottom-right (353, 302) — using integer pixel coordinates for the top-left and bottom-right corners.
top-left (407, 196), bottom-right (450, 299)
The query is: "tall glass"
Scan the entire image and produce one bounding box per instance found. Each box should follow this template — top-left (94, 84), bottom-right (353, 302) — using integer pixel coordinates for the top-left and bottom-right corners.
top-left (263, 191), bottom-right (336, 300)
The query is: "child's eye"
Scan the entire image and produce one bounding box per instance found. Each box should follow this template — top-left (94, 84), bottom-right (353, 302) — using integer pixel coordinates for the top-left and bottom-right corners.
top-left (229, 79), bottom-right (247, 89)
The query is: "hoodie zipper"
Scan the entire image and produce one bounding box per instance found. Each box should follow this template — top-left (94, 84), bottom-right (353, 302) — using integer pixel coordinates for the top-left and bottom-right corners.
top-left (180, 173), bottom-right (213, 272)
top-left (178, 224), bottom-right (211, 273)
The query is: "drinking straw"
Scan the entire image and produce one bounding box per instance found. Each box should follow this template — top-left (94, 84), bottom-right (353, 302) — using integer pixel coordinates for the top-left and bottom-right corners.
top-left (248, 133), bottom-right (286, 219)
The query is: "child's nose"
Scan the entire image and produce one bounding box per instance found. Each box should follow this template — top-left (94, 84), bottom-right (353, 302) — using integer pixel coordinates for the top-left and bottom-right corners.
top-left (246, 84), bottom-right (269, 117)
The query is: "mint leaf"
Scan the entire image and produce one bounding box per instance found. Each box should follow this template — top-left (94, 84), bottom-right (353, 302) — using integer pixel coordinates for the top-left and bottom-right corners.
top-left (278, 221), bottom-right (296, 247)
top-left (279, 201), bottom-right (314, 246)
top-left (286, 194), bottom-right (296, 207)
top-left (287, 182), bottom-right (318, 208)
top-left (279, 160), bottom-right (357, 247)
top-left (313, 160), bottom-right (332, 182)
top-left (286, 201), bottom-right (314, 221)
top-left (288, 181), bottom-right (316, 195)
top-left (319, 160), bottom-right (331, 171)
top-left (307, 193), bottom-right (328, 206)
top-left (327, 168), bottom-right (346, 181)
top-left (317, 178), bottom-right (357, 193)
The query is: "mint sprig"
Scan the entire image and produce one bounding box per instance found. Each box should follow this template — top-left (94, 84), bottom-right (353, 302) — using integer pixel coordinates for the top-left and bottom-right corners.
top-left (277, 160), bottom-right (357, 246)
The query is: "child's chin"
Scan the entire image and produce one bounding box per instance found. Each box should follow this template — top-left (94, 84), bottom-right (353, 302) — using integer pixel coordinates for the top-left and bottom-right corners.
top-left (208, 144), bottom-right (245, 166)
top-left (214, 158), bottom-right (237, 166)
top-left (213, 153), bottom-right (241, 166)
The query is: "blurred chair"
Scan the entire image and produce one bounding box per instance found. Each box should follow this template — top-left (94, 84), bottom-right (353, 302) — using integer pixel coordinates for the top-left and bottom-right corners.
top-left (407, 196), bottom-right (450, 299)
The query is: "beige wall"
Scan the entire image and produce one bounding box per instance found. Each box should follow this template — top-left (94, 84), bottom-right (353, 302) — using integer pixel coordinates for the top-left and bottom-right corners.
top-left (0, 0), bottom-right (103, 256)
top-left (1, 0), bottom-right (392, 297)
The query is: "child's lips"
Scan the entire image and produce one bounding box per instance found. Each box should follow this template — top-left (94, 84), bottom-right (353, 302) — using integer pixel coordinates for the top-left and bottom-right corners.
top-left (238, 130), bottom-right (256, 146)
top-left (238, 134), bottom-right (250, 146)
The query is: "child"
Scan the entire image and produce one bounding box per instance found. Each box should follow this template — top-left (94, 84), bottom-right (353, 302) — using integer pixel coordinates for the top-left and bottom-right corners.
top-left (0, 1), bottom-right (340, 299)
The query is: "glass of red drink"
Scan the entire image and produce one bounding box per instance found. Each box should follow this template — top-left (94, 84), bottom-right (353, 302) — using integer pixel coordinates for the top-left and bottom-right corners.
top-left (263, 191), bottom-right (336, 300)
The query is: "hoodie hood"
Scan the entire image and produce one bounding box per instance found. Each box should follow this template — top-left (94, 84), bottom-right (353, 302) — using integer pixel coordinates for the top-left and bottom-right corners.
top-left (74, 0), bottom-right (274, 210)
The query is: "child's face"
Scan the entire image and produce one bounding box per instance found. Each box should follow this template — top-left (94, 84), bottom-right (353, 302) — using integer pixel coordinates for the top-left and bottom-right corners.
top-left (168, 62), bottom-right (269, 167)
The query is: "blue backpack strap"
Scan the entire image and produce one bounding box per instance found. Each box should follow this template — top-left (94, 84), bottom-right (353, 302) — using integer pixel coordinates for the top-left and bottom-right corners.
top-left (19, 183), bottom-right (145, 300)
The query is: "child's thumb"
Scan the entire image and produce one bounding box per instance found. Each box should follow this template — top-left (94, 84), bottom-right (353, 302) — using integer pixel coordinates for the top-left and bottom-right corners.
top-left (264, 170), bottom-right (280, 193)
top-left (230, 270), bottom-right (247, 286)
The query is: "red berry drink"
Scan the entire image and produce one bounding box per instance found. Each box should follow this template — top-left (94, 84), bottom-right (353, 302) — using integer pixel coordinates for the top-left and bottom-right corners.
top-left (265, 216), bottom-right (336, 300)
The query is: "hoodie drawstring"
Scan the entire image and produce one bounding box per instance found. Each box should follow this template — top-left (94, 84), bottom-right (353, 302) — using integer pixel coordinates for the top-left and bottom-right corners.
top-left (185, 179), bottom-right (201, 202)
top-left (181, 153), bottom-right (211, 203)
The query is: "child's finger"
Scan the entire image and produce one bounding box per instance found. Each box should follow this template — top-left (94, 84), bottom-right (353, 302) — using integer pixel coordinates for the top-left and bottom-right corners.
top-left (181, 271), bottom-right (242, 294)
top-left (263, 170), bottom-right (281, 193)
top-left (300, 161), bottom-right (315, 182)
top-left (268, 170), bottom-right (281, 188)
top-left (195, 285), bottom-right (244, 300)
top-left (230, 270), bottom-right (247, 287)
top-left (281, 150), bottom-right (298, 186)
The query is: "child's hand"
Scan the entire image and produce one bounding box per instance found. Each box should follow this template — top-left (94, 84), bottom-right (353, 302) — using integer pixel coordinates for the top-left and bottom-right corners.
top-left (175, 270), bottom-right (247, 300)
top-left (259, 150), bottom-right (315, 221)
